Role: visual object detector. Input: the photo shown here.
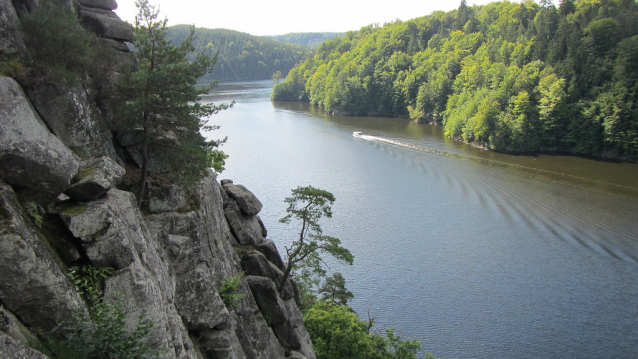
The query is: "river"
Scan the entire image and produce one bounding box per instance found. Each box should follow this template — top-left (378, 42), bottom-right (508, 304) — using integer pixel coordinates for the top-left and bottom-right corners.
top-left (202, 80), bottom-right (638, 359)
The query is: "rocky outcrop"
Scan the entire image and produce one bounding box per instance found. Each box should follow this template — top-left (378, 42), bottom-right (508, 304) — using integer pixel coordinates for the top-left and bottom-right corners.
top-left (0, 77), bottom-right (79, 203)
top-left (0, 181), bottom-right (82, 333)
top-left (147, 184), bottom-right (187, 213)
top-left (65, 156), bottom-right (125, 201)
top-left (0, 0), bottom-right (23, 54)
top-left (77, 0), bottom-right (117, 10)
top-left (79, 6), bottom-right (133, 43)
top-left (25, 83), bottom-right (121, 162)
top-left (225, 183), bottom-right (263, 215)
top-left (0, 332), bottom-right (48, 359)
top-left (0, 1), bottom-right (316, 357)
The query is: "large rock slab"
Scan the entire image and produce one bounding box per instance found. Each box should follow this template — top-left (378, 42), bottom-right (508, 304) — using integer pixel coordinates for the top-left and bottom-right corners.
top-left (65, 156), bottom-right (125, 201)
top-left (224, 200), bottom-right (265, 245)
top-left (0, 181), bottom-right (81, 333)
top-left (58, 188), bottom-right (201, 358)
top-left (146, 176), bottom-right (291, 358)
top-left (0, 77), bottom-right (79, 202)
top-left (80, 8), bottom-right (133, 42)
top-left (281, 297), bottom-right (315, 356)
top-left (0, 332), bottom-right (48, 359)
top-left (241, 251), bottom-right (277, 282)
top-left (0, 0), bottom-right (24, 55)
top-left (25, 82), bottom-right (120, 163)
top-left (78, 0), bottom-right (117, 10)
top-left (245, 276), bottom-right (288, 327)
top-left (147, 184), bottom-right (187, 213)
top-left (225, 184), bottom-right (262, 215)
top-left (0, 305), bottom-right (41, 352)
top-left (255, 238), bottom-right (286, 272)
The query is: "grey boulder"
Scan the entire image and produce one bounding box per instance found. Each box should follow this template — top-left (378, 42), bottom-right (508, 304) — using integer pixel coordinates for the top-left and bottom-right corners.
top-left (65, 156), bottom-right (125, 201)
top-left (0, 77), bottom-right (79, 202)
top-left (0, 181), bottom-right (81, 333)
top-left (80, 8), bottom-right (133, 42)
top-left (77, 0), bottom-right (118, 10)
top-left (224, 200), bottom-right (265, 245)
top-left (245, 276), bottom-right (288, 327)
top-left (0, 332), bottom-right (48, 359)
top-left (225, 184), bottom-right (262, 215)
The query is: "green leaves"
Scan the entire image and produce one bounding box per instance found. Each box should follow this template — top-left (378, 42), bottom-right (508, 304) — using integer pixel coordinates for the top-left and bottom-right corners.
top-left (219, 273), bottom-right (246, 308)
top-left (277, 186), bottom-right (353, 294)
top-left (46, 266), bottom-right (160, 359)
top-left (304, 300), bottom-right (426, 359)
top-left (114, 1), bottom-right (231, 205)
top-left (274, 0), bottom-right (638, 160)
top-left (18, 3), bottom-right (97, 86)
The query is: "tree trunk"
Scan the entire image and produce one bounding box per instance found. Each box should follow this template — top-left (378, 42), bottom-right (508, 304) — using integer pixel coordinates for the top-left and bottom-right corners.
top-left (278, 261), bottom-right (293, 294)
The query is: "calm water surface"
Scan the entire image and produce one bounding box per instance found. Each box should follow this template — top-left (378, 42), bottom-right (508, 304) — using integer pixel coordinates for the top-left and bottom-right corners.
top-left (202, 80), bottom-right (638, 359)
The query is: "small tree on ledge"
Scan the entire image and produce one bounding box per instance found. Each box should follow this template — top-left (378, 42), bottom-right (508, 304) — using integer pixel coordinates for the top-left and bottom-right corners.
top-left (278, 186), bottom-right (354, 294)
top-left (114, 0), bottom-right (231, 207)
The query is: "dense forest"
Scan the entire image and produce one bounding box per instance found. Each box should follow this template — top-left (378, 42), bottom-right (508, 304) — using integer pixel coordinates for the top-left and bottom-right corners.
top-left (272, 0), bottom-right (638, 160)
top-left (268, 32), bottom-right (345, 49)
top-left (166, 25), bottom-right (312, 81)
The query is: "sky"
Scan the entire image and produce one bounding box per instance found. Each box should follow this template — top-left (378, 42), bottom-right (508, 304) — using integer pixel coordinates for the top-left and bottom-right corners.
top-left (114, 0), bottom-right (499, 36)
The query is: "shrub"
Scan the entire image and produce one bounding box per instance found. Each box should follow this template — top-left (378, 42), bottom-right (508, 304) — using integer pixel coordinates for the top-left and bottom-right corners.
top-left (219, 272), bottom-right (245, 308)
top-left (45, 266), bottom-right (162, 359)
top-left (18, 3), bottom-right (96, 86)
top-left (0, 53), bottom-right (28, 82)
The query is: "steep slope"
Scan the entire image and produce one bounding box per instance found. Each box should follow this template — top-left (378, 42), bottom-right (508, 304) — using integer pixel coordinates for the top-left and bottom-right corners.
top-left (166, 25), bottom-right (313, 81)
top-left (0, 1), bottom-right (315, 358)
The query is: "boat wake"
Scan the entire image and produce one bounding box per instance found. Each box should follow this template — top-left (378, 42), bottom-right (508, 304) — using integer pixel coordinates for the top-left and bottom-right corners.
top-left (354, 133), bottom-right (637, 194)
top-left (354, 133), bottom-right (638, 264)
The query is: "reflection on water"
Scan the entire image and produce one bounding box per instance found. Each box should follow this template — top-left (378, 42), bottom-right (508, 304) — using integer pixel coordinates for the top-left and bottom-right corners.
top-left (205, 81), bottom-right (638, 359)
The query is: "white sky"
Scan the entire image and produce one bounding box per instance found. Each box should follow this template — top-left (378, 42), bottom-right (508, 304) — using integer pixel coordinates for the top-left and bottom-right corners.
top-left (114, 0), bottom-right (500, 36)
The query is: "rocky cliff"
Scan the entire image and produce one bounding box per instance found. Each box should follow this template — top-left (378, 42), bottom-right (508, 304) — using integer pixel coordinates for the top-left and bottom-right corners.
top-left (0, 1), bottom-right (315, 358)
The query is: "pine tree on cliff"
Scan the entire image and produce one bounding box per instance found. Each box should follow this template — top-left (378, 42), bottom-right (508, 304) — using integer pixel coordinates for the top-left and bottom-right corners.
top-left (115, 0), bottom-right (230, 207)
top-left (278, 186), bottom-right (354, 294)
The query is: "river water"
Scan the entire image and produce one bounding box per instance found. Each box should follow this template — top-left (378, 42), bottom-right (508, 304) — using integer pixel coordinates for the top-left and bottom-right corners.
top-left (202, 80), bottom-right (638, 359)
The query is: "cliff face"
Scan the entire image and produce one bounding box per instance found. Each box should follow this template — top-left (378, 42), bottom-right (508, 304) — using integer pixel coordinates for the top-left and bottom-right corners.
top-left (0, 1), bottom-right (315, 358)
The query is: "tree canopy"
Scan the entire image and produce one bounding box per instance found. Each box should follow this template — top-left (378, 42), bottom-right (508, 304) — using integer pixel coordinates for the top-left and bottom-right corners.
top-left (165, 26), bottom-right (312, 81)
top-left (273, 0), bottom-right (638, 161)
top-left (278, 186), bottom-right (354, 293)
top-left (114, 0), bottom-right (230, 206)
top-left (267, 32), bottom-right (345, 49)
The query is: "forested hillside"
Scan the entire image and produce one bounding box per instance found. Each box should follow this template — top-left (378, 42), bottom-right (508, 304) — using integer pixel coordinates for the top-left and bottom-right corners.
top-left (268, 32), bottom-right (345, 49)
top-left (167, 25), bottom-right (312, 81)
top-left (272, 0), bottom-right (638, 160)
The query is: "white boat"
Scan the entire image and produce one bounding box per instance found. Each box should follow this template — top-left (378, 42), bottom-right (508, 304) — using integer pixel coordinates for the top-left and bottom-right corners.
top-left (353, 131), bottom-right (363, 137)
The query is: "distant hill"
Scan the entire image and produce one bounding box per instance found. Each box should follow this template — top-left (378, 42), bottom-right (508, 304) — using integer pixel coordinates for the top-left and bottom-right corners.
top-left (267, 32), bottom-right (345, 49)
top-left (166, 25), bottom-right (313, 81)
top-left (273, 0), bottom-right (638, 160)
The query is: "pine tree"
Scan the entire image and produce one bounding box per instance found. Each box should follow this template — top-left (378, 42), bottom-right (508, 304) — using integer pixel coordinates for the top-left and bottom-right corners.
top-left (114, 0), bottom-right (230, 206)
top-left (278, 186), bottom-right (354, 294)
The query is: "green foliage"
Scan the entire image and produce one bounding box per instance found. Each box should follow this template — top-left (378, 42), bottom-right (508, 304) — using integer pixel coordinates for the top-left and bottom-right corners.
top-left (18, 3), bottom-right (96, 86)
top-left (165, 26), bottom-right (312, 81)
top-left (268, 32), bottom-right (345, 49)
top-left (275, 187), bottom-right (430, 357)
top-left (219, 272), bottom-right (245, 308)
top-left (46, 266), bottom-right (161, 359)
top-left (304, 301), bottom-right (427, 359)
top-left (274, 0), bottom-right (638, 160)
top-left (25, 202), bottom-right (43, 228)
top-left (0, 53), bottom-right (28, 82)
top-left (114, 0), bottom-right (231, 206)
top-left (272, 70), bottom-right (283, 85)
top-left (318, 272), bottom-right (354, 306)
top-left (278, 186), bottom-right (354, 294)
